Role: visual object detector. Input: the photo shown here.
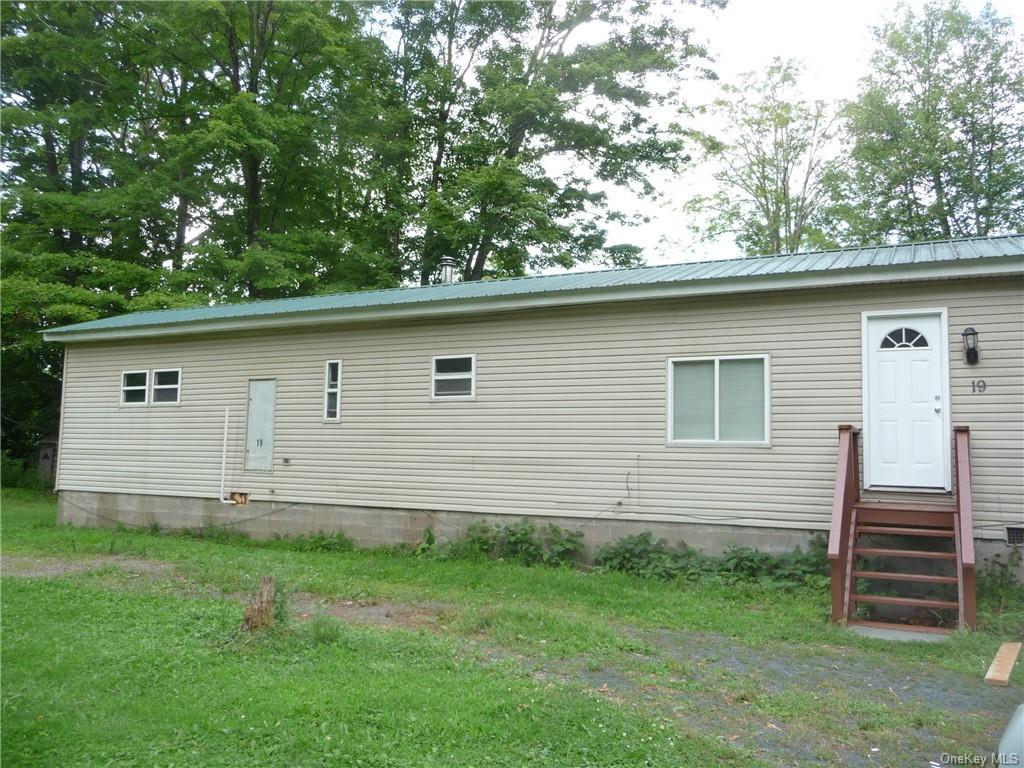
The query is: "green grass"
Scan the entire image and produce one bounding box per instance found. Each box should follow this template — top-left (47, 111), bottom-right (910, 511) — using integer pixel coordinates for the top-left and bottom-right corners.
top-left (2, 489), bottom-right (1020, 766)
top-left (4, 579), bottom-right (742, 767)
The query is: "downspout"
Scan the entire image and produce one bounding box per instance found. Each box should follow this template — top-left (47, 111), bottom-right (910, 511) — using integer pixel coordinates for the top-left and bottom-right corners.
top-left (220, 406), bottom-right (237, 504)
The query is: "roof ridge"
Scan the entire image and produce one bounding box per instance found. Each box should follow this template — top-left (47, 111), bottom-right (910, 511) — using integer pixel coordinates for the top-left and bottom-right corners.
top-left (42, 233), bottom-right (1023, 336)
top-left (88, 233), bottom-right (1024, 322)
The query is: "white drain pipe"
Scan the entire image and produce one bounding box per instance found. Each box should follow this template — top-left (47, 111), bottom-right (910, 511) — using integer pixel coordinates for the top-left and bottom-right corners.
top-left (220, 406), bottom-right (236, 504)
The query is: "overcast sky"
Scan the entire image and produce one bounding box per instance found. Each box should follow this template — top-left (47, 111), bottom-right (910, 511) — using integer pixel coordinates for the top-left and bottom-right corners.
top-left (600, 0), bottom-right (1024, 266)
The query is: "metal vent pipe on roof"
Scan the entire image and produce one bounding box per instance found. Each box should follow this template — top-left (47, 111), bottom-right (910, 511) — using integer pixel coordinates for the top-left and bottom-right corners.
top-left (439, 255), bottom-right (459, 284)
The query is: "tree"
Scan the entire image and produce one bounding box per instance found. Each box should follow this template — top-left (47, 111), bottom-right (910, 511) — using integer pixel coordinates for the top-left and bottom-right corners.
top-left (683, 59), bottom-right (840, 256)
top-left (0, 1), bottom-right (390, 456)
top-left (115, 1), bottom-right (401, 300)
top-left (385, 0), bottom-right (720, 282)
top-left (0, 1), bottom-right (189, 459)
top-left (831, 1), bottom-right (1024, 242)
top-left (1, 0), bottom-right (722, 461)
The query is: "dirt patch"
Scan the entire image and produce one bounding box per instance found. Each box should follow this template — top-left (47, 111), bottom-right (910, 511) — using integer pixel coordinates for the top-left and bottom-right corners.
top-left (289, 593), bottom-right (452, 630)
top-left (1, 554), bottom-right (175, 579)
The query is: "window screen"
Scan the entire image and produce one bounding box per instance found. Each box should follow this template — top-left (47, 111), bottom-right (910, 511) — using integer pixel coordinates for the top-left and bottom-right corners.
top-left (671, 357), bottom-right (767, 442)
top-left (121, 371), bottom-right (148, 404)
top-left (151, 369), bottom-right (181, 404)
top-left (432, 356), bottom-right (474, 398)
top-left (324, 361), bottom-right (341, 420)
top-left (718, 358), bottom-right (765, 442)
top-left (672, 360), bottom-right (715, 440)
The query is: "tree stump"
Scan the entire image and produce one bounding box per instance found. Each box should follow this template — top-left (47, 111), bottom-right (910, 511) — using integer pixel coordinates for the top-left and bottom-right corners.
top-left (241, 576), bottom-right (276, 632)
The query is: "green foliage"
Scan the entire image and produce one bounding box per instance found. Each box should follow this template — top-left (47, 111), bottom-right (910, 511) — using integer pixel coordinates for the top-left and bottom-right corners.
top-left (977, 548), bottom-right (1024, 636)
top-left (269, 531), bottom-right (354, 554)
top-left (539, 523), bottom-right (586, 567)
top-left (2, 578), bottom-right (744, 767)
top-left (828, 0), bottom-right (1024, 242)
top-left (596, 532), bottom-right (829, 589)
top-left (494, 519), bottom-right (544, 565)
top-left (1, 1), bottom-right (715, 462)
top-left (593, 532), bottom-right (686, 580)
top-left (414, 526), bottom-right (436, 556)
top-left (177, 526), bottom-right (354, 555)
top-left (442, 522), bottom-right (500, 560)
top-left (686, 59), bottom-right (841, 256)
top-left (442, 519), bottom-right (584, 567)
top-left (272, 579), bottom-right (290, 626)
top-left (302, 613), bottom-right (346, 647)
top-left (0, 452), bottom-right (48, 490)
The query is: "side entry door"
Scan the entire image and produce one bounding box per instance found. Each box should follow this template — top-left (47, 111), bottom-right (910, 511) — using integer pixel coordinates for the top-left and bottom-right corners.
top-left (245, 379), bottom-right (277, 471)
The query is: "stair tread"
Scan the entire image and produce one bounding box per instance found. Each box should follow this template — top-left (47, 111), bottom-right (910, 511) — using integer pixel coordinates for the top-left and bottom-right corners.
top-left (852, 594), bottom-right (959, 609)
top-left (854, 547), bottom-right (957, 560)
top-left (852, 570), bottom-right (958, 584)
top-left (855, 501), bottom-right (956, 514)
top-left (856, 525), bottom-right (954, 537)
top-left (855, 508), bottom-right (956, 528)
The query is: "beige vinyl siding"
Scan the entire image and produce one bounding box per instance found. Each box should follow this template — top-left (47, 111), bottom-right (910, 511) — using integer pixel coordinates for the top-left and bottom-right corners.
top-left (55, 277), bottom-right (1024, 539)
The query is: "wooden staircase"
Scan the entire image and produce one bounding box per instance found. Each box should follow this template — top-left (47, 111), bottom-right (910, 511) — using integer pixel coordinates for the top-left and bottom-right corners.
top-left (828, 426), bottom-right (976, 633)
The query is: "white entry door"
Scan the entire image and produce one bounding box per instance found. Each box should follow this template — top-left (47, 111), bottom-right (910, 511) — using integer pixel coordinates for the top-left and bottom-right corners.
top-left (245, 379), bottom-right (277, 471)
top-left (864, 312), bottom-right (949, 489)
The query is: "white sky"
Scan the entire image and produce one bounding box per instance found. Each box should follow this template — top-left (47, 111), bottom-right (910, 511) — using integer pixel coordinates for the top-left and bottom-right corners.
top-left (598, 0), bottom-right (1024, 266)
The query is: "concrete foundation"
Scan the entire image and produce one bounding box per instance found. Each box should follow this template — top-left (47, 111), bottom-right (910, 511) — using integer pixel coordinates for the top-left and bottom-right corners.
top-left (58, 490), bottom-right (822, 556)
top-left (57, 490), bottom-right (1022, 572)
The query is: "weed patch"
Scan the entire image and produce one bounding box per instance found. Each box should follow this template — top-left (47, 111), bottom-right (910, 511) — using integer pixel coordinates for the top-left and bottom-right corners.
top-left (440, 519), bottom-right (584, 566)
top-left (595, 532), bottom-right (829, 589)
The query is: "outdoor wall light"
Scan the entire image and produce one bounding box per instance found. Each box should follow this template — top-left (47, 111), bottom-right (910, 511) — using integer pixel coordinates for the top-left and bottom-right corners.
top-left (961, 327), bottom-right (980, 365)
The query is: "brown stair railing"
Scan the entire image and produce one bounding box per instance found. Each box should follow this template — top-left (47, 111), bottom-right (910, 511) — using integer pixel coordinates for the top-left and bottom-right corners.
top-left (828, 425), bottom-right (860, 623)
top-left (828, 424), bottom-right (977, 630)
top-left (954, 426), bottom-right (976, 628)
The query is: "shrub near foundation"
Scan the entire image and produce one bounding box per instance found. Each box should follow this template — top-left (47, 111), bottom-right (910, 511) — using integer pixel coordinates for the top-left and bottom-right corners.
top-left (439, 523), bottom-right (826, 587)
top-left (594, 533), bottom-right (830, 589)
top-left (441, 519), bottom-right (585, 567)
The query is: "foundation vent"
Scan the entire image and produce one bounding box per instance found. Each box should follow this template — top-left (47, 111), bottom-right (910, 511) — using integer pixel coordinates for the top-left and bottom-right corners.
top-left (1007, 527), bottom-right (1024, 546)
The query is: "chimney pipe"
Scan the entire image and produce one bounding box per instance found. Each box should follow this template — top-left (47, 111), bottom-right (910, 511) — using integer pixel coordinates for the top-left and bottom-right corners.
top-left (439, 255), bottom-right (458, 284)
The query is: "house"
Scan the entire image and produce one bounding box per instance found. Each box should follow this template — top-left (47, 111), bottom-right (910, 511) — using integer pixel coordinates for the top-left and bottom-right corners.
top-left (44, 235), bottom-right (1024, 630)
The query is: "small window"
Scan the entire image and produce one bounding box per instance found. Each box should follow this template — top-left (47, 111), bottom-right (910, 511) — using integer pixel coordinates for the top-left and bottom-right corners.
top-left (432, 355), bottom-right (475, 399)
top-left (669, 356), bottom-right (768, 443)
top-left (880, 328), bottom-right (928, 349)
top-left (151, 369), bottom-right (181, 404)
top-left (323, 360), bottom-right (341, 421)
top-left (121, 370), bottom-right (148, 405)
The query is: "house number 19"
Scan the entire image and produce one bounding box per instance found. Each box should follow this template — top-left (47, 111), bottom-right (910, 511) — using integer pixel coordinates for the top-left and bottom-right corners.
top-left (971, 380), bottom-right (987, 393)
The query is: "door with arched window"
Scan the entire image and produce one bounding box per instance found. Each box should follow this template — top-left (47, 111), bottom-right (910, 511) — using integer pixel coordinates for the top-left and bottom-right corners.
top-left (863, 311), bottom-right (951, 490)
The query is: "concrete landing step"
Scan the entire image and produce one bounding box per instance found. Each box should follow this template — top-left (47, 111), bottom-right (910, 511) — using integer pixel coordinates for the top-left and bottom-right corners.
top-left (847, 620), bottom-right (951, 642)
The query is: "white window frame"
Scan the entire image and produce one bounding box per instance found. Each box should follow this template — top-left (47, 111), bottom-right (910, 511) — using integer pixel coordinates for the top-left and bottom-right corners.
top-left (120, 370), bottom-right (149, 406)
top-left (431, 354), bottom-right (476, 400)
top-left (323, 360), bottom-right (342, 422)
top-left (150, 368), bottom-right (182, 406)
top-left (666, 354), bottom-right (771, 447)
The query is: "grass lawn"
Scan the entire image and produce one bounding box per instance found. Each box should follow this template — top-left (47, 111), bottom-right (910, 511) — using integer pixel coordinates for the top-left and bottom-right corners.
top-left (2, 488), bottom-right (1021, 767)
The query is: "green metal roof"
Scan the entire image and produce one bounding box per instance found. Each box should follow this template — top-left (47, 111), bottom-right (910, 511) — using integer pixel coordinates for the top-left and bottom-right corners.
top-left (44, 234), bottom-right (1024, 341)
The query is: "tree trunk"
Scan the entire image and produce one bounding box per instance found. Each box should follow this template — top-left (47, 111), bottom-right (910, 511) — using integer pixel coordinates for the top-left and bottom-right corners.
top-left (241, 575), bottom-right (276, 632)
top-left (172, 170), bottom-right (189, 272)
top-left (67, 130), bottom-right (86, 252)
top-left (242, 153), bottom-right (261, 245)
top-left (42, 126), bottom-right (66, 248)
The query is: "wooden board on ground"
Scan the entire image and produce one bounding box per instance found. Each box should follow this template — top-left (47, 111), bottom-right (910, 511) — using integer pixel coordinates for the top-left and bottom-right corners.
top-left (984, 642), bottom-right (1022, 687)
